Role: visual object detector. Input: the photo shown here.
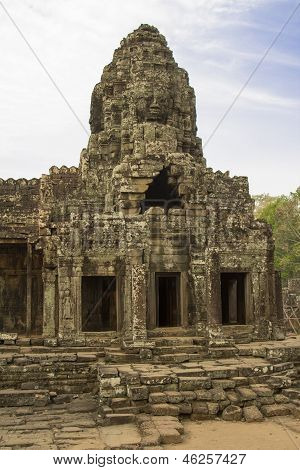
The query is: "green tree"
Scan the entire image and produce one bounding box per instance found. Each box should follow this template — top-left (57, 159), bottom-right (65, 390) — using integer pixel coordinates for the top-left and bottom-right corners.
top-left (254, 189), bottom-right (300, 280)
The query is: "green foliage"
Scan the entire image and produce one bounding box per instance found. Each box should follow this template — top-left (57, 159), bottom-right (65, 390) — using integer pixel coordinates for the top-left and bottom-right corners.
top-left (254, 189), bottom-right (300, 280)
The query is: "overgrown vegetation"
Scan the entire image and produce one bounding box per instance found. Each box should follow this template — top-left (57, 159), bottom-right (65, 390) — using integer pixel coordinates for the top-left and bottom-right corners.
top-left (253, 188), bottom-right (300, 280)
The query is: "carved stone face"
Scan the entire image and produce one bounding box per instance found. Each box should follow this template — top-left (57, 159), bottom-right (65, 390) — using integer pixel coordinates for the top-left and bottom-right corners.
top-left (134, 85), bottom-right (174, 124)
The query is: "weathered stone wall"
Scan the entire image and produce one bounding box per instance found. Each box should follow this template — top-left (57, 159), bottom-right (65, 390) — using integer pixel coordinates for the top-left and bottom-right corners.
top-left (98, 356), bottom-right (299, 425)
top-left (0, 351), bottom-right (98, 395)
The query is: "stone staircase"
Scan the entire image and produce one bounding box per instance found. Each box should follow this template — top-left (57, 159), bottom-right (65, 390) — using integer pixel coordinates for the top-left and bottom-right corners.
top-left (152, 336), bottom-right (208, 363)
top-left (222, 325), bottom-right (255, 344)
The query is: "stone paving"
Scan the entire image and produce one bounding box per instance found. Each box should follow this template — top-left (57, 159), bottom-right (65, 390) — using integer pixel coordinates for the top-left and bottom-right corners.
top-left (0, 395), bottom-right (142, 450)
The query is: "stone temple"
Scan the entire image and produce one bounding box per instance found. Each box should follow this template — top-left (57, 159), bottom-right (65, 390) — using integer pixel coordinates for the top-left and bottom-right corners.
top-left (0, 24), bottom-right (285, 352)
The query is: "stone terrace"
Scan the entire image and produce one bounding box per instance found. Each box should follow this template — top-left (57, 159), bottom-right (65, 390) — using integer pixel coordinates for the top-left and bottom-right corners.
top-left (0, 336), bottom-right (300, 448)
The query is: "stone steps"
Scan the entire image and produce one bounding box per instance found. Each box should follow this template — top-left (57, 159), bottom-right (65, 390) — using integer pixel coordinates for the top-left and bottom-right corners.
top-left (154, 336), bottom-right (207, 347)
top-left (0, 389), bottom-right (50, 407)
top-left (104, 413), bottom-right (135, 425)
top-left (104, 350), bottom-right (141, 364)
top-left (221, 325), bottom-right (254, 344)
top-left (148, 328), bottom-right (197, 338)
top-left (209, 347), bottom-right (237, 358)
top-left (158, 353), bottom-right (190, 363)
top-left (153, 345), bottom-right (206, 355)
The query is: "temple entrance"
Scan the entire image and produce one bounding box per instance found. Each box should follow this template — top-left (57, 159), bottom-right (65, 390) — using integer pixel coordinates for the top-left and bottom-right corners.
top-left (0, 243), bottom-right (43, 335)
top-left (156, 273), bottom-right (181, 327)
top-left (221, 272), bottom-right (247, 325)
top-left (81, 276), bottom-right (117, 332)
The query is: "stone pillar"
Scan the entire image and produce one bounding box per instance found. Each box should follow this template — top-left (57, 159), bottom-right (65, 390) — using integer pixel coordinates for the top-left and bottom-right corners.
top-left (272, 271), bottom-right (285, 340)
top-left (122, 250), bottom-right (148, 347)
top-left (190, 264), bottom-right (207, 335)
top-left (206, 252), bottom-right (221, 325)
top-left (58, 264), bottom-right (77, 342)
top-left (42, 269), bottom-right (56, 338)
top-left (26, 243), bottom-right (32, 335)
top-left (131, 264), bottom-right (147, 343)
top-left (252, 271), bottom-right (272, 340)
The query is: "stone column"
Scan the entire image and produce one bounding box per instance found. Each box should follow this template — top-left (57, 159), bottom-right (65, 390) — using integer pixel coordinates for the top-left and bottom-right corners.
top-left (190, 263), bottom-right (207, 335)
top-left (131, 264), bottom-right (147, 343)
top-left (272, 271), bottom-right (285, 340)
top-left (122, 250), bottom-right (148, 347)
top-left (252, 271), bottom-right (271, 339)
top-left (206, 252), bottom-right (221, 325)
top-left (42, 269), bottom-right (56, 338)
top-left (58, 265), bottom-right (76, 342)
top-left (26, 243), bottom-right (32, 335)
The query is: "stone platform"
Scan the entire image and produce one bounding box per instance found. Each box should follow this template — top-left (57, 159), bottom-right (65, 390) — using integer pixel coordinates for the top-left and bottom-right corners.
top-left (0, 336), bottom-right (300, 448)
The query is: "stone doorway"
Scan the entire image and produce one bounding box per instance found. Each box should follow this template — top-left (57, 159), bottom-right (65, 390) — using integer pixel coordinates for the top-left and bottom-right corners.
top-left (156, 273), bottom-right (181, 327)
top-left (0, 243), bottom-right (43, 335)
top-left (221, 272), bottom-right (247, 325)
top-left (81, 276), bottom-right (117, 332)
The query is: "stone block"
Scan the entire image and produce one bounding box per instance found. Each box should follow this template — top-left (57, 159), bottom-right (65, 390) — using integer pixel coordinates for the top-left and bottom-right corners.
top-left (0, 389), bottom-right (49, 407)
top-left (127, 385), bottom-right (149, 401)
top-left (179, 376), bottom-right (211, 391)
top-left (282, 389), bottom-right (300, 401)
top-left (105, 413), bottom-right (135, 425)
top-left (212, 379), bottom-right (235, 389)
top-left (165, 391), bottom-right (183, 403)
top-left (194, 389), bottom-right (212, 401)
top-left (232, 376), bottom-right (249, 387)
top-left (260, 404), bottom-right (291, 417)
top-left (16, 338), bottom-right (31, 346)
top-left (207, 402), bottom-right (219, 415)
top-left (158, 428), bottom-right (183, 444)
top-left (243, 405), bottom-right (264, 422)
top-left (150, 404), bottom-right (179, 416)
top-left (148, 384), bottom-right (178, 393)
top-left (140, 373), bottom-right (172, 385)
top-left (0, 333), bottom-right (17, 341)
top-left (98, 367), bottom-right (119, 378)
top-left (77, 353), bottom-right (97, 362)
top-left (266, 376), bottom-right (292, 389)
top-left (204, 366), bottom-right (237, 379)
top-left (141, 432), bottom-right (161, 447)
top-left (274, 393), bottom-right (290, 404)
top-left (257, 396), bottom-right (275, 405)
top-left (178, 402), bottom-right (192, 414)
top-left (101, 377), bottom-right (121, 389)
top-left (101, 386), bottom-right (127, 398)
top-left (149, 393), bottom-right (168, 404)
top-left (250, 385), bottom-right (273, 397)
top-left (219, 399), bottom-right (231, 411)
top-left (237, 387), bottom-right (257, 401)
top-left (192, 401), bottom-right (209, 416)
top-left (222, 405), bottom-right (242, 421)
top-left (226, 390), bottom-right (241, 405)
top-left (181, 391), bottom-right (196, 401)
top-left (110, 398), bottom-right (131, 409)
top-left (43, 338), bottom-right (57, 347)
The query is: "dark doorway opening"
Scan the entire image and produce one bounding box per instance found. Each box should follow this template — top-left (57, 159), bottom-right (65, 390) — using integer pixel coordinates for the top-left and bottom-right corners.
top-left (0, 243), bottom-right (43, 336)
top-left (221, 273), bottom-right (247, 325)
top-left (141, 167), bottom-right (182, 213)
top-left (156, 273), bottom-right (181, 327)
top-left (81, 276), bottom-right (116, 332)
top-left (0, 244), bottom-right (27, 334)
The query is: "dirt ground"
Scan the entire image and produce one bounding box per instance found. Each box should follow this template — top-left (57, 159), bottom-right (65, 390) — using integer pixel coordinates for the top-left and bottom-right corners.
top-left (165, 416), bottom-right (300, 450)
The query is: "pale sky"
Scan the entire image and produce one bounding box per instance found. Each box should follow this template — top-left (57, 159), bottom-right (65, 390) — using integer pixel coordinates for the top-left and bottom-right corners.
top-left (0, 0), bottom-right (299, 195)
